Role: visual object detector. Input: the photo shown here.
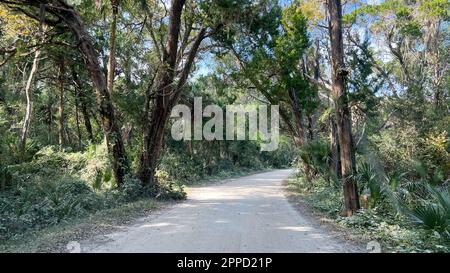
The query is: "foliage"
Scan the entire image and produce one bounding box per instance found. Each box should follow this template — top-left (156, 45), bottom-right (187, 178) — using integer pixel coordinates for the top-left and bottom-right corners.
top-left (289, 169), bottom-right (450, 252)
top-left (298, 139), bottom-right (331, 179)
top-left (0, 145), bottom-right (142, 241)
top-left (405, 184), bottom-right (450, 233)
top-left (0, 0), bottom-right (448, 253)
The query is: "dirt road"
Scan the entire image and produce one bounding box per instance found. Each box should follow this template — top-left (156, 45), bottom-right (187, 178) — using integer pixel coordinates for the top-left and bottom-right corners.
top-left (85, 169), bottom-right (362, 253)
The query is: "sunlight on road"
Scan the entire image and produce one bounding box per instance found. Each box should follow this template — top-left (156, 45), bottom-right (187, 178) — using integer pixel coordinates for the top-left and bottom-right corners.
top-left (85, 170), bottom-right (359, 253)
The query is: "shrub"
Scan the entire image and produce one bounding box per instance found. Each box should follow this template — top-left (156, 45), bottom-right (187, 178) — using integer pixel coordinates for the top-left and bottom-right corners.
top-left (0, 144), bottom-right (127, 241)
top-left (417, 131), bottom-right (450, 178)
top-left (405, 184), bottom-right (450, 233)
top-left (154, 169), bottom-right (186, 200)
top-left (370, 123), bottom-right (419, 176)
top-left (114, 175), bottom-right (144, 202)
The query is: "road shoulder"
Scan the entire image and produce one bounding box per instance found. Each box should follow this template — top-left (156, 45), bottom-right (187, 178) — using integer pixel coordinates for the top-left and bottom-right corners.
top-left (283, 175), bottom-right (367, 252)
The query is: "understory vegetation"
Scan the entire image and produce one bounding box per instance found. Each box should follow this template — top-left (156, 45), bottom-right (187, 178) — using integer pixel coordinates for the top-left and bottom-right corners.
top-left (0, 130), bottom-right (293, 242)
top-left (0, 0), bottom-right (449, 252)
top-left (290, 104), bottom-right (450, 252)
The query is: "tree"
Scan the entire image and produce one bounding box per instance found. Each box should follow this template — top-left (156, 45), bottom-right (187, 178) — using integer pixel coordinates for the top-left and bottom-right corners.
top-left (18, 48), bottom-right (40, 159)
top-left (57, 56), bottom-right (65, 147)
top-left (71, 65), bottom-right (94, 142)
top-left (137, 0), bottom-right (258, 188)
top-left (211, 1), bottom-right (316, 146)
top-left (106, 0), bottom-right (119, 95)
top-left (327, 0), bottom-right (360, 216)
top-left (1, 0), bottom-right (129, 185)
top-left (1, 5), bottom-right (43, 160)
top-left (138, 0), bottom-right (208, 188)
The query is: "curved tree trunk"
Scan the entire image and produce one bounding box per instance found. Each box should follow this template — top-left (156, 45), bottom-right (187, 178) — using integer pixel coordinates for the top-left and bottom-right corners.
top-left (44, 0), bottom-right (128, 185)
top-left (3, 2), bottom-right (122, 170)
top-left (19, 48), bottom-right (41, 161)
top-left (138, 0), bottom-right (186, 188)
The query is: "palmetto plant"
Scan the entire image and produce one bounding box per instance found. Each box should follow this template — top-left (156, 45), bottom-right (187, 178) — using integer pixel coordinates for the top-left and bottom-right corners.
top-left (355, 161), bottom-right (403, 211)
top-left (407, 184), bottom-right (450, 233)
top-left (298, 140), bottom-right (331, 176)
top-left (357, 162), bottom-right (381, 207)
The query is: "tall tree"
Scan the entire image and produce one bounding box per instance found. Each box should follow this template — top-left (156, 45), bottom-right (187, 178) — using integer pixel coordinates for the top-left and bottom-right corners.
top-left (1, 0), bottom-right (129, 185)
top-left (71, 66), bottom-right (94, 142)
top-left (18, 48), bottom-right (40, 159)
top-left (327, 0), bottom-right (360, 215)
top-left (105, 0), bottom-right (119, 94)
top-left (138, 0), bottom-right (208, 187)
top-left (57, 56), bottom-right (65, 147)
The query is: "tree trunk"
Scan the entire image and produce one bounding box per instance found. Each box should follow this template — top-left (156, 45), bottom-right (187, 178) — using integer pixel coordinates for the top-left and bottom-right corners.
top-left (329, 113), bottom-right (341, 181)
top-left (288, 86), bottom-right (306, 145)
top-left (51, 1), bottom-right (128, 185)
top-left (138, 24), bottom-right (207, 187)
top-left (107, 0), bottom-right (119, 94)
top-left (72, 68), bottom-right (94, 141)
top-left (47, 93), bottom-right (53, 143)
top-left (327, 0), bottom-right (360, 216)
top-left (308, 38), bottom-right (320, 142)
top-left (138, 0), bottom-right (209, 188)
top-left (138, 0), bottom-right (186, 188)
top-left (19, 48), bottom-right (40, 160)
top-left (74, 88), bottom-right (82, 148)
top-left (307, 113), bottom-right (315, 140)
top-left (57, 58), bottom-right (65, 148)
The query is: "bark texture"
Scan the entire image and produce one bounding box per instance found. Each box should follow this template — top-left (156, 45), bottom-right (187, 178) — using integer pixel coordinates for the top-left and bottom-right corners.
top-left (138, 0), bottom-right (208, 188)
top-left (327, 0), bottom-right (360, 215)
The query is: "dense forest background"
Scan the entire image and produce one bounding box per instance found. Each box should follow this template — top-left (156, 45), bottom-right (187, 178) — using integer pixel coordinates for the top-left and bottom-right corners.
top-left (0, 0), bottom-right (449, 252)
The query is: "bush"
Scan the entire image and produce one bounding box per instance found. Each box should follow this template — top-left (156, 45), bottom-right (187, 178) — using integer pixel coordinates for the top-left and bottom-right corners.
top-left (0, 176), bottom-right (103, 240)
top-left (417, 131), bottom-right (450, 179)
top-left (113, 175), bottom-right (144, 202)
top-left (0, 144), bottom-right (139, 241)
top-left (405, 184), bottom-right (450, 233)
top-left (298, 139), bottom-right (331, 176)
top-left (154, 170), bottom-right (186, 200)
top-left (370, 123), bottom-right (419, 176)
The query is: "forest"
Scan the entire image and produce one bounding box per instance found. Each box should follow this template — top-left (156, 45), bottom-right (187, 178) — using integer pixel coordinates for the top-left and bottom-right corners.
top-left (0, 0), bottom-right (449, 253)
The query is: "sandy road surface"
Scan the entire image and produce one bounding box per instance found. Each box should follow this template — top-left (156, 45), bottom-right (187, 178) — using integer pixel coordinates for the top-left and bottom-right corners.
top-left (85, 169), bottom-right (361, 253)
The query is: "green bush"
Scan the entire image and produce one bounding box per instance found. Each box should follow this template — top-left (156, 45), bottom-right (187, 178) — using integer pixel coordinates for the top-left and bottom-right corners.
top-left (370, 123), bottom-right (419, 176)
top-left (0, 145), bottom-right (144, 241)
top-left (155, 170), bottom-right (186, 200)
top-left (405, 184), bottom-right (450, 233)
top-left (417, 131), bottom-right (450, 179)
top-left (0, 176), bottom-right (102, 240)
top-left (113, 175), bottom-right (145, 202)
top-left (298, 139), bottom-right (331, 174)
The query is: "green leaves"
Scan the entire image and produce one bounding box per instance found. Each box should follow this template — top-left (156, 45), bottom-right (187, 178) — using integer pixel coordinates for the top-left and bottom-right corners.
top-left (275, 2), bottom-right (309, 71)
top-left (410, 201), bottom-right (448, 232)
top-left (419, 0), bottom-right (450, 17)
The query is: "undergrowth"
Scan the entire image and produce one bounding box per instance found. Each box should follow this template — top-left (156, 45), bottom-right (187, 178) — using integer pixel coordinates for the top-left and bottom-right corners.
top-left (288, 172), bottom-right (450, 253)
